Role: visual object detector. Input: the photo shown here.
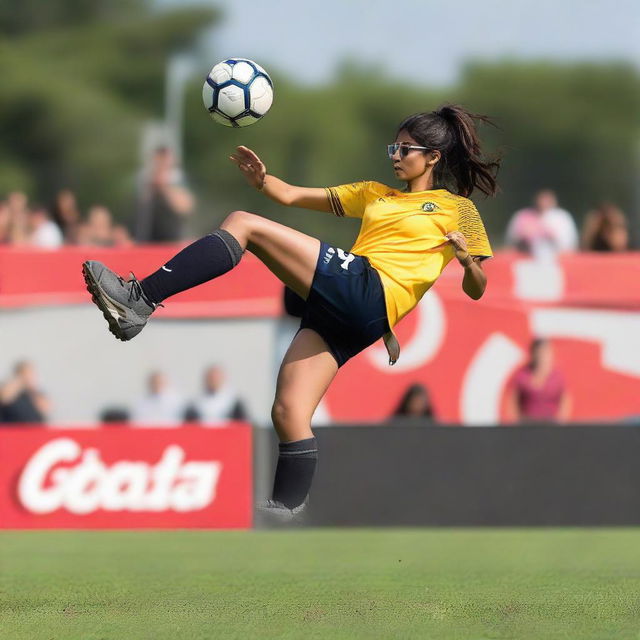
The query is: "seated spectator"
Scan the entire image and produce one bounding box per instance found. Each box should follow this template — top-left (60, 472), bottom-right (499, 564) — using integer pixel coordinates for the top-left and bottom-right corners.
top-left (5, 191), bottom-right (29, 244)
top-left (78, 205), bottom-right (116, 247)
top-left (0, 200), bottom-right (10, 244)
top-left (505, 189), bottom-right (578, 259)
top-left (0, 361), bottom-right (50, 424)
top-left (185, 366), bottom-right (247, 424)
top-left (51, 189), bottom-right (82, 244)
top-left (27, 205), bottom-right (63, 249)
top-left (111, 223), bottom-right (134, 248)
top-left (391, 383), bottom-right (436, 422)
top-left (78, 205), bottom-right (133, 247)
top-left (505, 338), bottom-right (570, 423)
top-left (99, 406), bottom-right (130, 424)
top-left (581, 203), bottom-right (630, 252)
top-left (131, 371), bottom-right (185, 427)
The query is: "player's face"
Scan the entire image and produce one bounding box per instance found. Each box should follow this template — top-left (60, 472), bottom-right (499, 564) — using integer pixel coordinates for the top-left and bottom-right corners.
top-left (390, 131), bottom-right (433, 182)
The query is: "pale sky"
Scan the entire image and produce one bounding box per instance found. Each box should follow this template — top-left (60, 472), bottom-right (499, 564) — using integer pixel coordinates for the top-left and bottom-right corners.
top-left (164, 0), bottom-right (640, 86)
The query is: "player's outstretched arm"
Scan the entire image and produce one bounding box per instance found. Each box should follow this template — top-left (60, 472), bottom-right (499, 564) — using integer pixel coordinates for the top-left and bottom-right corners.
top-left (230, 146), bottom-right (331, 213)
top-left (445, 231), bottom-right (487, 300)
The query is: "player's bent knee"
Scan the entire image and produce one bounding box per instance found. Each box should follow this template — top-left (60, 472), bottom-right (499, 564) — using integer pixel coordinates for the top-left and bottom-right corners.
top-left (221, 210), bottom-right (254, 231)
top-left (271, 398), bottom-right (308, 430)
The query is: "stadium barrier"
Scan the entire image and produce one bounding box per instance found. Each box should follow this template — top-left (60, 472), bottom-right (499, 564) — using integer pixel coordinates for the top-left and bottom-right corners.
top-left (3, 423), bottom-right (640, 528)
top-left (257, 424), bottom-right (640, 526)
top-left (0, 425), bottom-right (253, 529)
top-left (2, 247), bottom-right (639, 424)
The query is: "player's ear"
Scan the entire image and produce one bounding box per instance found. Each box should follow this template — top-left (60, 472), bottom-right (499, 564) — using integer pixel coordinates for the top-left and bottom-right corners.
top-left (427, 150), bottom-right (441, 166)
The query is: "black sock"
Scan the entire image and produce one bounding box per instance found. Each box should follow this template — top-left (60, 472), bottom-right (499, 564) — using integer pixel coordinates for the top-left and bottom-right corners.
top-left (272, 437), bottom-right (318, 509)
top-left (141, 229), bottom-right (244, 304)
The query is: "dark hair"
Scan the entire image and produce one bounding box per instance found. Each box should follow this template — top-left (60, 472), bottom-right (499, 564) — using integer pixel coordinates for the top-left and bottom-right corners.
top-left (393, 383), bottom-right (435, 419)
top-left (396, 104), bottom-right (500, 197)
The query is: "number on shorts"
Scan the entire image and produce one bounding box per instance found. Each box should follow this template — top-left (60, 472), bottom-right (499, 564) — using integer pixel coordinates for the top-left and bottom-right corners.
top-left (337, 248), bottom-right (355, 271)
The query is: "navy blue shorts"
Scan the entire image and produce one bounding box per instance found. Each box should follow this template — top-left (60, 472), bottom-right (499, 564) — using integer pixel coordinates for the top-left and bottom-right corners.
top-left (300, 242), bottom-right (390, 367)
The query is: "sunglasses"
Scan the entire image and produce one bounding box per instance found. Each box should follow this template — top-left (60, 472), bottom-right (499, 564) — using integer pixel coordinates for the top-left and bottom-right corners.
top-left (387, 142), bottom-right (429, 160)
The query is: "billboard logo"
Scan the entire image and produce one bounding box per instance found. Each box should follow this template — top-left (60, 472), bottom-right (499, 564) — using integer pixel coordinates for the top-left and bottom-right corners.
top-left (17, 438), bottom-right (223, 515)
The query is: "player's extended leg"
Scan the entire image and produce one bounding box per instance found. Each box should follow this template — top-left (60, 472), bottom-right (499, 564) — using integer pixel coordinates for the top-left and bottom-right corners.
top-left (82, 210), bottom-right (320, 340)
top-left (265, 327), bottom-right (339, 515)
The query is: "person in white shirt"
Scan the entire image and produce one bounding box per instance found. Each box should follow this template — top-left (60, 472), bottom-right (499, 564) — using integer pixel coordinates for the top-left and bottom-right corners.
top-left (505, 190), bottom-right (578, 259)
top-left (186, 366), bottom-right (247, 426)
top-left (131, 371), bottom-right (185, 427)
top-left (28, 206), bottom-right (64, 249)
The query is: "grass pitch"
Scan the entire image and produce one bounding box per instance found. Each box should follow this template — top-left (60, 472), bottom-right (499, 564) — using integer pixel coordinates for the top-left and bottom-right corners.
top-left (1, 529), bottom-right (640, 639)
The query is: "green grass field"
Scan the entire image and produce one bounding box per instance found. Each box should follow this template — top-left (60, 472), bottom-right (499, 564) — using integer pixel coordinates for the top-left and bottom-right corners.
top-left (1, 529), bottom-right (640, 639)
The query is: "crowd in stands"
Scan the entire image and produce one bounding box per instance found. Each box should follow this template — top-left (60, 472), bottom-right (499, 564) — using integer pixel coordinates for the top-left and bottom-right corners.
top-left (0, 146), bottom-right (195, 249)
top-left (0, 163), bottom-right (635, 427)
top-left (505, 189), bottom-right (632, 257)
top-left (0, 361), bottom-right (247, 427)
top-left (0, 341), bottom-right (573, 427)
top-left (0, 157), bottom-right (633, 256)
top-left (0, 189), bottom-right (134, 249)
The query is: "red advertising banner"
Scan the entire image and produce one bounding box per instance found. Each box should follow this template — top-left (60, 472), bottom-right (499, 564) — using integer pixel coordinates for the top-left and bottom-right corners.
top-left (0, 426), bottom-right (252, 529)
top-left (325, 256), bottom-right (640, 424)
top-left (0, 246), bottom-right (281, 317)
top-left (2, 246), bottom-right (640, 422)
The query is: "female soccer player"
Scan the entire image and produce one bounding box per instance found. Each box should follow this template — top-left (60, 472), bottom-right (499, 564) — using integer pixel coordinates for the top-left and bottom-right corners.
top-left (82, 104), bottom-right (499, 519)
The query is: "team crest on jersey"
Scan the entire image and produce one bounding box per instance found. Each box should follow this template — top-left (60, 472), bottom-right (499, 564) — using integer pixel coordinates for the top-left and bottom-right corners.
top-left (421, 201), bottom-right (438, 212)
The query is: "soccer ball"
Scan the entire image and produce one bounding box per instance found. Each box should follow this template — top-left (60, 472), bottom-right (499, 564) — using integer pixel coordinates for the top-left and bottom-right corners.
top-left (202, 58), bottom-right (274, 128)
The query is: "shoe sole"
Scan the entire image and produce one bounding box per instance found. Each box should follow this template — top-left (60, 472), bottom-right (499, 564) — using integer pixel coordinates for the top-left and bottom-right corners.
top-left (82, 262), bottom-right (129, 341)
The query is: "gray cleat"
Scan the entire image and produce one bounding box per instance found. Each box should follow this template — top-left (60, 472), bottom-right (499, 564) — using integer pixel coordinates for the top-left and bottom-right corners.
top-left (255, 499), bottom-right (307, 525)
top-left (82, 260), bottom-right (156, 341)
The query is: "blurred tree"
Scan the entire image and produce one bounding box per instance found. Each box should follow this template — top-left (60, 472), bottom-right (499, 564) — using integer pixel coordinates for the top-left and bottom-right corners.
top-left (0, 0), bottom-right (219, 218)
top-left (0, 2), bottom-right (637, 249)
top-left (185, 60), bottom-right (639, 246)
top-left (456, 61), bottom-right (640, 241)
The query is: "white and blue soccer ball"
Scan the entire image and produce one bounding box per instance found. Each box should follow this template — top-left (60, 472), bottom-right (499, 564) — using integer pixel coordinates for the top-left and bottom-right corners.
top-left (202, 58), bottom-right (274, 128)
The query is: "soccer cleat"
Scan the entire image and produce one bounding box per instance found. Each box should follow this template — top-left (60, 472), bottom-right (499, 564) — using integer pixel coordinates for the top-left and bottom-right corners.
top-left (255, 499), bottom-right (307, 524)
top-left (82, 260), bottom-right (157, 341)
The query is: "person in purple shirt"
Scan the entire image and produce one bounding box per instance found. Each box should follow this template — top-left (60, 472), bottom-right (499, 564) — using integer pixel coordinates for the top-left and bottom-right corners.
top-left (506, 338), bottom-right (571, 423)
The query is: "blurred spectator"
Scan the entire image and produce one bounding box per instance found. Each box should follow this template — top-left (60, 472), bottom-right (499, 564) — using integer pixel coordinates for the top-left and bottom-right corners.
top-left (185, 365), bottom-right (248, 424)
top-left (134, 146), bottom-right (195, 243)
top-left (0, 361), bottom-right (50, 424)
top-left (78, 205), bottom-right (133, 247)
top-left (26, 204), bottom-right (63, 249)
top-left (99, 406), bottom-right (130, 424)
top-left (51, 189), bottom-right (82, 244)
top-left (391, 383), bottom-right (437, 422)
top-left (505, 189), bottom-right (578, 259)
top-left (112, 223), bottom-right (134, 248)
top-left (0, 200), bottom-right (10, 244)
top-left (505, 338), bottom-right (571, 423)
top-left (581, 203), bottom-right (630, 252)
top-left (5, 191), bottom-right (30, 244)
top-left (131, 371), bottom-right (186, 427)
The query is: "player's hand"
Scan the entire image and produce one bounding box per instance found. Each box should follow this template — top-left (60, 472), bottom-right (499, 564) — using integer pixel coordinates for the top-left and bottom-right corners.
top-left (445, 231), bottom-right (473, 267)
top-left (229, 146), bottom-right (266, 190)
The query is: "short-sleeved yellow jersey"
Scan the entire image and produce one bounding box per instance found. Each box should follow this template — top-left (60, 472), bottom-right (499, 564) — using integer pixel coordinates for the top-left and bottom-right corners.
top-left (325, 181), bottom-right (492, 330)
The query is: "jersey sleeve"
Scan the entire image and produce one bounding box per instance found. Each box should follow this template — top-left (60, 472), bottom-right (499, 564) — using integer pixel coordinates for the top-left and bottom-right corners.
top-left (457, 199), bottom-right (493, 259)
top-left (324, 182), bottom-right (370, 219)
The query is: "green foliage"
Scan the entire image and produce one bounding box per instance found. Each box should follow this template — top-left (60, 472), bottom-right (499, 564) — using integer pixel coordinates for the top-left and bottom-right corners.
top-left (0, 2), bottom-right (637, 244)
top-left (0, 1), bottom-right (218, 215)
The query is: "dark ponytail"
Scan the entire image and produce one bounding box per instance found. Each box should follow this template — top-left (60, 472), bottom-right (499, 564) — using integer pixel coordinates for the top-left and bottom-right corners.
top-left (396, 104), bottom-right (500, 197)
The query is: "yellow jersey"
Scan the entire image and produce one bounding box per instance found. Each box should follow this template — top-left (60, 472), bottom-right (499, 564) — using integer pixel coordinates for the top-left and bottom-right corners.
top-left (325, 180), bottom-right (492, 334)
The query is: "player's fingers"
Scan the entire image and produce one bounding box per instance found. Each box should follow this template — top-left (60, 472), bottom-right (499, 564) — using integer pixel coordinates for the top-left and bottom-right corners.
top-left (239, 146), bottom-right (262, 164)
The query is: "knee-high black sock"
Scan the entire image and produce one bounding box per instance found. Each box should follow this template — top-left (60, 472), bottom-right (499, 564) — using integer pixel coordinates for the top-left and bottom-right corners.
top-left (141, 229), bottom-right (244, 305)
top-left (272, 437), bottom-right (318, 509)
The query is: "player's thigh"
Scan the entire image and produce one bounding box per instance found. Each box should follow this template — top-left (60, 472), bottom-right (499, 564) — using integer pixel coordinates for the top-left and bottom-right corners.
top-left (221, 211), bottom-right (320, 300)
top-left (272, 328), bottom-right (338, 441)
